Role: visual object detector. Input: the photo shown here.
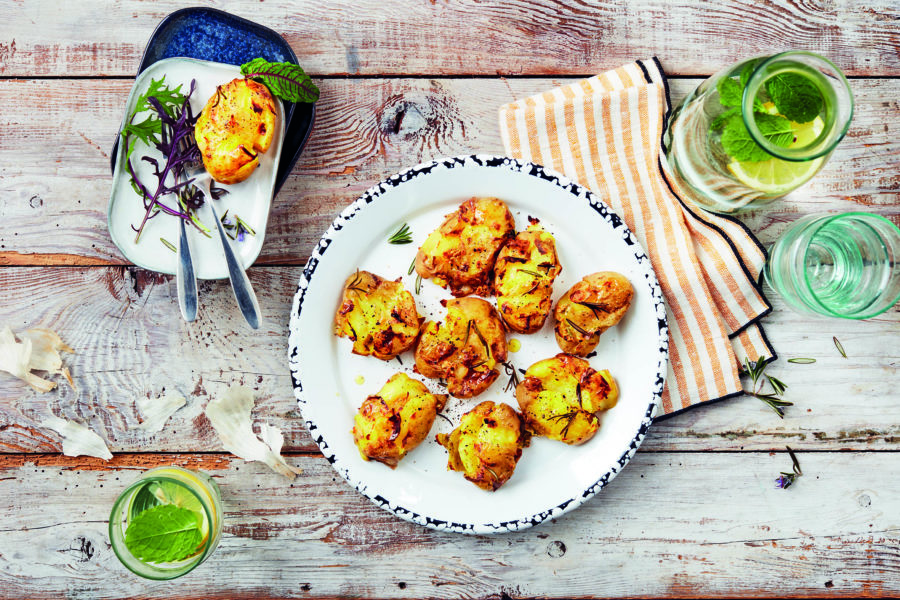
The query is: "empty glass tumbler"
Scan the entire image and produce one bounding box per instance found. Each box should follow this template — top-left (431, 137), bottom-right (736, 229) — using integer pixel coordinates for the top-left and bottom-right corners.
top-left (663, 51), bottom-right (853, 214)
top-left (764, 213), bottom-right (900, 319)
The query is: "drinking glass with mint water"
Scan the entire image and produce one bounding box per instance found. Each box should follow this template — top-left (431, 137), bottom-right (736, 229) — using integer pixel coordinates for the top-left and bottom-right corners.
top-left (109, 466), bottom-right (223, 579)
top-left (663, 51), bottom-right (853, 214)
top-left (765, 213), bottom-right (900, 319)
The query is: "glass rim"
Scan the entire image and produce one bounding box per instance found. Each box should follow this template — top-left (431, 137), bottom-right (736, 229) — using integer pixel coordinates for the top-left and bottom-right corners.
top-left (799, 212), bottom-right (900, 319)
top-left (742, 50), bottom-right (854, 162)
top-left (108, 469), bottom-right (217, 580)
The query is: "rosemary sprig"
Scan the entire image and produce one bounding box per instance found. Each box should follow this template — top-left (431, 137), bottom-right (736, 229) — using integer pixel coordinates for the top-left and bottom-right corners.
top-left (739, 355), bottom-right (793, 418)
top-left (470, 321), bottom-right (491, 360)
top-left (346, 269), bottom-right (368, 293)
top-left (160, 237), bottom-right (177, 253)
top-left (576, 300), bottom-right (610, 319)
top-left (566, 318), bottom-right (591, 336)
top-left (833, 336), bottom-right (847, 358)
top-left (775, 446), bottom-right (803, 489)
top-left (388, 223), bottom-right (413, 244)
top-left (408, 257), bottom-right (416, 276)
top-left (518, 268), bottom-right (544, 278)
top-left (502, 361), bottom-right (520, 393)
top-left (548, 409), bottom-right (597, 439)
top-left (787, 357), bottom-right (816, 364)
top-left (415, 273), bottom-right (422, 294)
top-left (220, 209), bottom-right (256, 242)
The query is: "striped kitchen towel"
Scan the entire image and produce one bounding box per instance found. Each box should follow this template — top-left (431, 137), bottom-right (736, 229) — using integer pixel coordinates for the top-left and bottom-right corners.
top-left (499, 58), bottom-right (774, 416)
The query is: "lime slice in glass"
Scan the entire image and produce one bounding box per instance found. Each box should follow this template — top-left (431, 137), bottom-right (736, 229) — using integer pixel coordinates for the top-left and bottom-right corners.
top-left (728, 116), bottom-right (825, 194)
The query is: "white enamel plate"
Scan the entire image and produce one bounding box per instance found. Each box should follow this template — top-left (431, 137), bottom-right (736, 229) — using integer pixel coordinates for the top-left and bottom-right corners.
top-left (288, 156), bottom-right (668, 534)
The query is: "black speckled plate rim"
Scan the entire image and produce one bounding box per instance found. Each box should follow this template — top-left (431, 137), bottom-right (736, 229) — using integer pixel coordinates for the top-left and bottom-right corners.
top-left (287, 154), bottom-right (669, 535)
top-left (108, 6), bottom-right (316, 197)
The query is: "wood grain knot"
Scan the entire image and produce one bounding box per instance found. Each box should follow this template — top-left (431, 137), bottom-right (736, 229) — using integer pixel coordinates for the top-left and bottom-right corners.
top-left (547, 540), bottom-right (566, 558)
top-left (377, 88), bottom-right (463, 148)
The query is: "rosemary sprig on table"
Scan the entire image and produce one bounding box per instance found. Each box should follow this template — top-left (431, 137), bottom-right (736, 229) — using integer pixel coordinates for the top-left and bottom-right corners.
top-left (775, 446), bottom-right (803, 489)
top-left (787, 357), bottom-right (816, 364)
top-left (388, 223), bottom-right (413, 244)
top-left (739, 356), bottom-right (793, 418)
top-left (502, 361), bottom-right (520, 393)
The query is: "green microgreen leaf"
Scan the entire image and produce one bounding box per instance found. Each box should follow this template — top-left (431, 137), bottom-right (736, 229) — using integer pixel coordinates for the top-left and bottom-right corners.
top-left (766, 72), bottom-right (824, 124)
top-left (240, 57), bottom-right (319, 103)
top-left (124, 504), bottom-right (203, 563)
top-left (833, 336), bottom-right (847, 358)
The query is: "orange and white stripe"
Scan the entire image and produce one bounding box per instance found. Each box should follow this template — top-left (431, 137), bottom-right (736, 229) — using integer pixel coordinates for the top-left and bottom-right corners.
top-left (499, 59), bottom-right (774, 415)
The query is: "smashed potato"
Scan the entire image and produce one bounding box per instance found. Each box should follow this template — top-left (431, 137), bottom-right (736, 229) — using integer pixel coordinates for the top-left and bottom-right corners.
top-left (554, 272), bottom-right (633, 356)
top-left (436, 401), bottom-right (530, 491)
top-left (195, 78), bottom-right (277, 184)
top-left (493, 218), bottom-right (562, 333)
top-left (333, 270), bottom-right (422, 360)
top-left (516, 354), bottom-right (619, 445)
top-left (353, 373), bottom-right (448, 468)
top-left (415, 197), bottom-right (515, 297)
top-left (415, 298), bottom-right (508, 398)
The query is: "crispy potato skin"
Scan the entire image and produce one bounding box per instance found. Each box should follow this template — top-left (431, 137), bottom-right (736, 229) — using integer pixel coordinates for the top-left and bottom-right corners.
top-left (195, 78), bottom-right (277, 184)
top-left (516, 354), bottom-right (619, 445)
top-left (415, 298), bottom-right (508, 398)
top-left (333, 270), bottom-right (422, 360)
top-left (554, 272), bottom-right (633, 356)
top-left (493, 219), bottom-right (562, 333)
top-left (415, 197), bottom-right (515, 297)
top-left (436, 401), bottom-right (530, 491)
top-left (352, 373), bottom-right (448, 468)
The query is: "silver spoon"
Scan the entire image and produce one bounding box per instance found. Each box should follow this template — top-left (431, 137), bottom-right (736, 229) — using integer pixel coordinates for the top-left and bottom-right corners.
top-left (175, 214), bottom-right (198, 322)
top-left (183, 160), bottom-right (262, 329)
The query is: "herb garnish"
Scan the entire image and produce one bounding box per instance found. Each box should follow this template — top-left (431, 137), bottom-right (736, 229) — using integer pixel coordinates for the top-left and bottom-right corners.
top-left (240, 58), bottom-right (320, 103)
top-left (388, 223), bottom-right (413, 245)
top-left (566, 319), bottom-right (591, 336)
top-left (739, 355), bottom-right (793, 418)
top-left (502, 361), bottom-right (520, 393)
top-left (124, 503), bottom-right (203, 563)
top-left (787, 357), bottom-right (816, 364)
top-left (415, 273), bottom-right (423, 294)
top-left (775, 446), bottom-right (803, 489)
top-left (220, 210), bottom-right (255, 242)
top-left (713, 60), bottom-right (823, 163)
top-left (833, 336), bottom-right (847, 358)
top-left (160, 238), bottom-right (177, 253)
top-left (470, 321), bottom-right (491, 360)
top-left (548, 409), bottom-right (597, 440)
top-left (408, 258), bottom-right (416, 276)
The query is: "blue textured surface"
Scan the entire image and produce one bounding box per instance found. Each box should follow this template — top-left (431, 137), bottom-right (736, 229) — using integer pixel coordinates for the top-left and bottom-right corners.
top-left (146, 11), bottom-right (291, 66)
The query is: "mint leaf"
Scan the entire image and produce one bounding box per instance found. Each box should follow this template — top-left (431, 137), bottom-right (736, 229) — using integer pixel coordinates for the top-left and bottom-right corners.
top-left (740, 59), bottom-right (762, 89)
top-left (240, 58), bottom-right (319, 103)
top-left (717, 77), bottom-right (743, 107)
top-left (766, 73), bottom-right (823, 123)
top-left (124, 504), bottom-right (203, 563)
top-left (711, 107), bottom-right (740, 131)
top-left (721, 112), bottom-right (794, 162)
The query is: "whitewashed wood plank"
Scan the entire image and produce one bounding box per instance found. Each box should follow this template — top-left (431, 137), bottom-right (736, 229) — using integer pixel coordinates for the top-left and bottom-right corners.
top-left (0, 451), bottom-right (896, 598)
top-left (0, 266), bottom-right (897, 453)
top-left (0, 78), bottom-right (897, 266)
top-left (1, 0), bottom-right (899, 77)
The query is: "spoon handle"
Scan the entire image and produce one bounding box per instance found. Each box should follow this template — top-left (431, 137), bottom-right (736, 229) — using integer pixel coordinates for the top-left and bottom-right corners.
top-left (176, 217), bottom-right (198, 322)
top-left (209, 202), bottom-right (262, 329)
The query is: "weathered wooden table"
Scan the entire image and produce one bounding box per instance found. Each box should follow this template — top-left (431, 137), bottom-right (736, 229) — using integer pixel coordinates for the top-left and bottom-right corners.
top-left (2, 2), bottom-right (899, 598)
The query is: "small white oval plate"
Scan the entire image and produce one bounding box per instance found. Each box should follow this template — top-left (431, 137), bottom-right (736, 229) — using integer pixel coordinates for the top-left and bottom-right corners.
top-left (288, 156), bottom-right (668, 534)
top-left (108, 57), bottom-right (284, 279)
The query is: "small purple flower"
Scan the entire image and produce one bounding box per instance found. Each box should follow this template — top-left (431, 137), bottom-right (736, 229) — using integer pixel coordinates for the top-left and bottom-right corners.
top-left (237, 229), bottom-right (246, 242)
top-left (222, 217), bottom-right (234, 228)
top-left (775, 474), bottom-right (793, 489)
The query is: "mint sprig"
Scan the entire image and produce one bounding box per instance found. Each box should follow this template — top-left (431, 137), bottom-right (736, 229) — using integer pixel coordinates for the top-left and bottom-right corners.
top-left (766, 72), bottom-right (824, 123)
top-left (721, 112), bottom-right (794, 162)
top-left (124, 504), bottom-right (204, 563)
top-left (240, 58), bottom-right (319, 103)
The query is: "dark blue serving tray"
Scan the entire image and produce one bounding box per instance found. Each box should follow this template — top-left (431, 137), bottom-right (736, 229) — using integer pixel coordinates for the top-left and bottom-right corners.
top-left (109, 6), bottom-right (315, 196)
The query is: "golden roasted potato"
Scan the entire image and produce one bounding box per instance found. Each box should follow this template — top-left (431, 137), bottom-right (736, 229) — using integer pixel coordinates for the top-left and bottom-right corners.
top-left (333, 270), bottom-right (422, 360)
top-left (493, 218), bottom-right (562, 333)
top-left (195, 78), bottom-right (277, 184)
top-left (352, 373), bottom-right (448, 468)
top-left (516, 354), bottom-right (619, 445)
top-left (415, 297), bottom-right (508, 398)
top-left (554, 272), bottom-right (634, 356)
top-left (415, 197), bottom-right (515, 297)
top-left (436, 401), bottom-right (530, 491)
